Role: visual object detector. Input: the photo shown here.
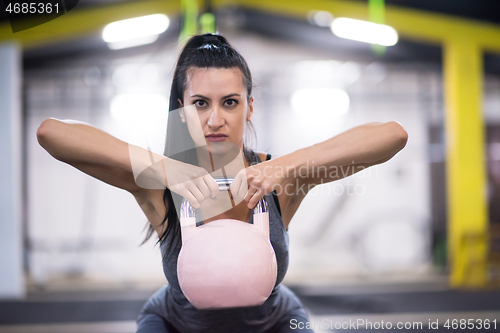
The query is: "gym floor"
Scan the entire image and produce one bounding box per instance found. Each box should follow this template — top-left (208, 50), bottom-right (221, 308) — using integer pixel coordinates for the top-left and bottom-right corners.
top-left (1, 281), bottom-right (499, 333)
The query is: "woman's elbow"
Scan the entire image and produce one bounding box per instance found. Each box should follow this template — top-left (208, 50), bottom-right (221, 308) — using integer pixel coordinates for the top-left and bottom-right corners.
top-left (36, 118), bottom-right (61, 156)
top-left (389, 121), bottom-right (408, 149)
top-left (37, 119), bottom-right (50, 145)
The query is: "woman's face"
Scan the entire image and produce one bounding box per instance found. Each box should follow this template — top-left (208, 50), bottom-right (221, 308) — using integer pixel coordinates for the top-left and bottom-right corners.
top-left (179, 67), bottom-right (253, 154)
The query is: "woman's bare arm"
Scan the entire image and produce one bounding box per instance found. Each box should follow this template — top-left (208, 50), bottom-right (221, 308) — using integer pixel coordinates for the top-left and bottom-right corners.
top-left (277, 121), bottom-right (408, 184)
top-left (36, 118), bottom-right (148, 196)
top-left (36, 118), bottom-right (218, 235)
top-left (36, 118), bottom-right (174, 236)
top-left (232, 121), bottom-right (408, 210)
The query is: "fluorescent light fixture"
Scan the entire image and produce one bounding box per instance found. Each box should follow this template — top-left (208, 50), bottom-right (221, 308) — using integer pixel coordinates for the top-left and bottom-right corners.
top-left (331, 17), bottom-right (398, 46)
top-left (103, 14), bottom-right (169, 46)
top-left (108, 35), bottom-right (160, 50)
top-left (291, 88), bottom-right (350, 117)
top-left (111, 94), bottom-right (168, 123)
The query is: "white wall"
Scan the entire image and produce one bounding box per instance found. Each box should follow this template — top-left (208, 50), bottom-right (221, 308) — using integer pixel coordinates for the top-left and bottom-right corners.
top-left (0, 42), bottom-right (25, 298)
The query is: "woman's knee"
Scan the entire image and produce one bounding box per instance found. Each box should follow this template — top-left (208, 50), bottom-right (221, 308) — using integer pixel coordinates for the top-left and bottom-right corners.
top-left (136, 305), bottom-right (180, 333)
top-left (141, 285), bottom-right (168, 314)
top-left (136, 313), bottom-right (170, 333)
top-left (136, 285), bottom-right (179, 333)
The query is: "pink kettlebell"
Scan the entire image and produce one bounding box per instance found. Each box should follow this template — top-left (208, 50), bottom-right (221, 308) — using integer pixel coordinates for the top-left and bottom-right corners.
top-left (177, 178), bottom-right (278, 310)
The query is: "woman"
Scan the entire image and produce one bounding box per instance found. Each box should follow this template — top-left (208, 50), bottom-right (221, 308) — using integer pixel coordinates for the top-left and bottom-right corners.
top-left (37, 33), bottom-right (408, 332)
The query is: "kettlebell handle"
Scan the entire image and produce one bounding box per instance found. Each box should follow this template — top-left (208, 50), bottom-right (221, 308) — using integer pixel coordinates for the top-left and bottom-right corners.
top-left (179, 177), bottom-right (271, 242)
top-left (180, 178), bottom-right (268, 219)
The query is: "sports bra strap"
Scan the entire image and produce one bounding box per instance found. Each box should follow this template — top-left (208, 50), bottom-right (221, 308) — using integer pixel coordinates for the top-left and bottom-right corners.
top-left (265, 153), bottom-right (282, 217)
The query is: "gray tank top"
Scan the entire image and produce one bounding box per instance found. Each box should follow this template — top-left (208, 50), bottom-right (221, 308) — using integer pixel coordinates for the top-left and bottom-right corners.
top-left (159, 150), bottom-right (300, 332)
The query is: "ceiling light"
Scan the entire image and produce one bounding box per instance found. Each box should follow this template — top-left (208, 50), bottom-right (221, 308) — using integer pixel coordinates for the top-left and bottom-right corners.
top-left (102, 14), bottom-right (169, 46)
top-left (331, 17), bottom-right (398, 46)
top-left (107, 35), bottom-right (160, 50)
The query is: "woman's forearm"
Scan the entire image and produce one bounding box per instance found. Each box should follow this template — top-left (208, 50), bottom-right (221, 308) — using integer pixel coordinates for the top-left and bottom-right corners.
top-left (279, 121), bottom-right (408, 178)
top-left (36, 118), bottom-right (135, 171)
top-left (36, 118), bottom-right (211, 192)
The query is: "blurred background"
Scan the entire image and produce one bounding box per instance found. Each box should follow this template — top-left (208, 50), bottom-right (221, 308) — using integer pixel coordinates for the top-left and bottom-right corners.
top-left (1, 0), bottom-right (500, 332)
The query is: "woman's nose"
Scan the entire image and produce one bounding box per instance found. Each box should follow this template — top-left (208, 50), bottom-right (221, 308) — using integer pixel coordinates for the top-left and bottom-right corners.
top-left (207, 107), bottom-right (224, 128)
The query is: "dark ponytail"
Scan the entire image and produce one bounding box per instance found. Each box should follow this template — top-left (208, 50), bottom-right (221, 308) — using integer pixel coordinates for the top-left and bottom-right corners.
top-left (142, 33), bottom-right (256, 251)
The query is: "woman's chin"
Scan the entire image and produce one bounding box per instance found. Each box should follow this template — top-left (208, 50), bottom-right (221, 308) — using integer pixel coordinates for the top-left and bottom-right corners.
top-left (205, 141), bottom-right (240, 154)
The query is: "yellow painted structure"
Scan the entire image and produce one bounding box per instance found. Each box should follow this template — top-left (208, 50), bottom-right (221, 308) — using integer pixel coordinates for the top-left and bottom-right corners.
top-left (1, 0), bottom-right (500, 287)
top-left (0, 0), bottom-right (180, 49)
top-left (443, 40), bottom-right (488, 287)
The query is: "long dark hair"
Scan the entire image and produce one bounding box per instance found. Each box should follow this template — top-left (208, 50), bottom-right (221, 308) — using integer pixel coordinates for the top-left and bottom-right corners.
top-left (142, 33), bottom-right (257, 250)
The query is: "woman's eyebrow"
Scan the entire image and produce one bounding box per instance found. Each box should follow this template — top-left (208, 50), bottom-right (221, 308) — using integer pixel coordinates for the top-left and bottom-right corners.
top-left (190, 93), bottom-right (241, 100)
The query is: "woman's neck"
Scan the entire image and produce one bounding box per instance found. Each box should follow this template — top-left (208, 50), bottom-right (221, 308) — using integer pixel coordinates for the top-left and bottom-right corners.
top-left (195, 144), bottom-right (250, 172)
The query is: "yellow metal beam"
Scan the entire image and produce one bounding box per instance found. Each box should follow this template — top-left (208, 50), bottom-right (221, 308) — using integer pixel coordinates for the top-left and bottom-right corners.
top-left (444, 38), bottom-right (488, 287)
top-left (0, 0), bottom-right (180, 49)
top-left (386, 8), bottom-right (500, 53)
top-left (221, 0), bottom-right (500, 52)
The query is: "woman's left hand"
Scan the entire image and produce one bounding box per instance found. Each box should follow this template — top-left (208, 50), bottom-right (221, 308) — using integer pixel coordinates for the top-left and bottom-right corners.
top-left (230, 159), bottom-right (287, 209)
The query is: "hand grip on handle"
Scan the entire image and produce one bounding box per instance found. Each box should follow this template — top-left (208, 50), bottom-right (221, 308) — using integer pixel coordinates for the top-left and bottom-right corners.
top-left (180, 178), bottom-right (270, 241)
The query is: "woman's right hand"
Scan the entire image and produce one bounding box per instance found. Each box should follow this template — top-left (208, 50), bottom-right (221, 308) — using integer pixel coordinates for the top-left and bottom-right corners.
top-left (127, 145), bottom-right (219, 209)
top-left (159, 158), bottom-right (219, 209)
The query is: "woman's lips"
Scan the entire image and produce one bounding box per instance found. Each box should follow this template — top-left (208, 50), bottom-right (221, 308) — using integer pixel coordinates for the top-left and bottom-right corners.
top-left (206, 135), bottom-right (227, 142)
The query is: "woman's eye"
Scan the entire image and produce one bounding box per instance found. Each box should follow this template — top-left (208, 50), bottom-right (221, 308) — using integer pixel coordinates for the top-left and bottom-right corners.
top-left (225, 99), bottom-right (238, 106)
top-left (194, 100), bottom-right (207, 107)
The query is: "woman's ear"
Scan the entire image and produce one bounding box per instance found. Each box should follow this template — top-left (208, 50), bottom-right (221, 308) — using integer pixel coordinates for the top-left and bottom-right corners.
top-left (178, 98), bottom-right (186, 123)
top-left (246, 96), bottom-right (254, 122)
